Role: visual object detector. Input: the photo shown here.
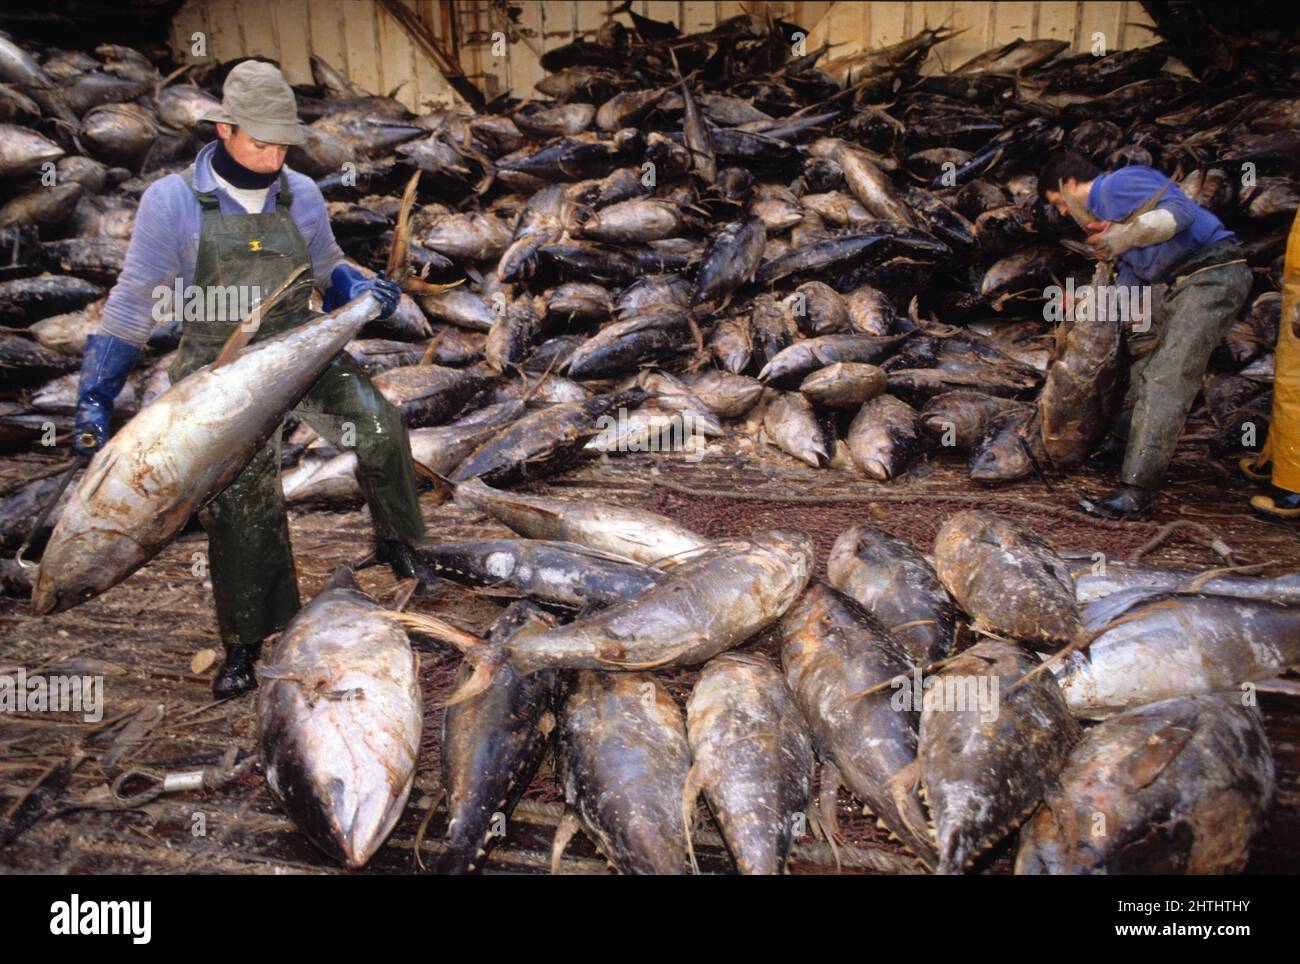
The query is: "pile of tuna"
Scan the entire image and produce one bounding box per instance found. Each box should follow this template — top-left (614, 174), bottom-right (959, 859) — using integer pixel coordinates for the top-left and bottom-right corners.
top-left (258, 484), bottom-right (1293, 874)
top-left (3, 7), bottom-right (1299, 566)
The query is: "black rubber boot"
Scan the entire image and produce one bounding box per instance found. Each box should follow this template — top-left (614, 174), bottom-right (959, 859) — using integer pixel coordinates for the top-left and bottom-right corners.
top-left (1250, 486), bottom-right (1300, 520)
top-left (375, 537), bottom-right (442, 587)
top-left (213, 641), bottom-right (262, 700)
top-left (1079, 484), bottom-right (1155, 521)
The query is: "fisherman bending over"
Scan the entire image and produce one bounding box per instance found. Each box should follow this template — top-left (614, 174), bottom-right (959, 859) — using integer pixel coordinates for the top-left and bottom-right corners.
top-left (1040, 152), bottom-right (1252, 520)
top-left (71, 62), bottom-right (428, 698)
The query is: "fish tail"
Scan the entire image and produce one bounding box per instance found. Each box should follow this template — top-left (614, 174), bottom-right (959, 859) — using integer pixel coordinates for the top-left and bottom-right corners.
top-left (681, 760), bottom-right (704, 876)
top-left (550, 809), bottom-right (582, 875)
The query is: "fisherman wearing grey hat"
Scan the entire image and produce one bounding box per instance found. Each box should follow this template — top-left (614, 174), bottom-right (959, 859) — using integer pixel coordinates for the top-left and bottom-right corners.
top-left (73, 60), bottom-right (428, 700)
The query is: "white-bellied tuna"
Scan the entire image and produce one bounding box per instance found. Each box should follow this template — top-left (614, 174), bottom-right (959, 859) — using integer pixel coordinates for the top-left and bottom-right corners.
top-left (919, 640), bottom-right (1080, 874)
top-left (684, 651), bottom-right (813, 874)
top-left (1016, 695), bottom-right (1275, 874)
top-left (401, 530), bottom-right (813, 699)
top-left (453, 478), bottom-right (707, 565)
top-left (256, 567), bottom-right (421, 868)
top-left (1055, 592), bottom-right (1300, 716)
top-left (933, 510), bottom-right (1081, 650)
top-left (780, 581), bottom-right (937, 868)
top-left (552, 671), bottom-right (691, 874)
top-left (32, 290), bottom-right (382, 615)
top-left (827, 525), bottom-right (959, 663)
top-left (437, 601), bottom-right (562, 874)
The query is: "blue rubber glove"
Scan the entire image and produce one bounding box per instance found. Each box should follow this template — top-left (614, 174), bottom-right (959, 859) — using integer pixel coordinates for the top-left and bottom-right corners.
top-left (73, 332), bottom-right (142, 457)
top-left (323, 262), bottom-right (401, 319)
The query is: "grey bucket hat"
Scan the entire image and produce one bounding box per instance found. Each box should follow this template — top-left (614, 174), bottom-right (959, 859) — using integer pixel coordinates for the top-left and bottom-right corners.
top-left (202, 60), bottom-right (306, 146)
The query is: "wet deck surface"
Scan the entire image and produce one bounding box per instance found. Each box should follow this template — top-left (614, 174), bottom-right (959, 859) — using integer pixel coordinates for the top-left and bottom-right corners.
top-left (2, 419), bottom-right (1298, 874)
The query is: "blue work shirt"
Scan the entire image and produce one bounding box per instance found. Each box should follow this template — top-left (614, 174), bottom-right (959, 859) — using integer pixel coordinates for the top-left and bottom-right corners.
top-left (99, 140), bottom-right (345, 346)
top-left (1087, 166), bottom-right (1234, 287)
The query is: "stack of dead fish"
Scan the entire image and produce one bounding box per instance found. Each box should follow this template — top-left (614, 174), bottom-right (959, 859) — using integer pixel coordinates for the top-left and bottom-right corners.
top-left (0, 11), bottom-right (1294, 584)
top-left (255, 485), bottom-right (1288, 874)
top-left (3, 10), bottom-right (1298, 584)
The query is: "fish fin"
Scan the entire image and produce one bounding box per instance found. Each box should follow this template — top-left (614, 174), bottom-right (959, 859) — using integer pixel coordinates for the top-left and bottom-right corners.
top-left (403, 277), bottom-right (465, 296)
top-left (386, 170), bottom-right (421, 282)
top-left (681, 760), bottom-right (705, 875)
top-left (412, 459), bottom-right (451, 501)
top-left (391, 578), bottom-right (420, 613)
top-left (647, 543), bottom-right (716, 570)
top-left (887, 759), bottom-right (936, 856)
top-left (420, 327), bottom-right (449, 365)
top-left (1118, 720), bottom-right (1198, 790)
top-left (550, 809), bottom-right (582, 875)
top-left (1009, 607), bottom-right (1146, 692)
top-left (211, 322), bottom-right (258, 369)
top-left (326, 565), bottom-right (358, 592)
top-left (254, 665), bottom-right (301, 682)
top-left (816, 761), bottom-right (845, 873)
top-left (212, 264), bottom-right (308, 368)
top-left (412, 787), bottom-right (445, 871)
top-left (595, 642), bottom-right (690, 671)
top-left (391, 611), bottom-right (485, 651)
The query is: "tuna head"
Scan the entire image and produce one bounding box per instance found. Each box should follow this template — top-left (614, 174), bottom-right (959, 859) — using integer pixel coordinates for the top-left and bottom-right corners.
top-left (1016, 695), bottom-right (1275, 874)
top-left (257, 569), bottom-right (422, 868)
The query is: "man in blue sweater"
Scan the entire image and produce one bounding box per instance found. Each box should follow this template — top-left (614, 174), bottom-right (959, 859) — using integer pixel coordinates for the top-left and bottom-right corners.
top-left (1040, 152), bottom-right (1252, 519)
top-left (72, 61), bottom-right (426, 698)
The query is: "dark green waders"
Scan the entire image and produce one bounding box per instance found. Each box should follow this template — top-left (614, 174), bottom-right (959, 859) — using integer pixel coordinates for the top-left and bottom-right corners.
top-left (1113, 240), bottom-right (1254, 491)
top-left (172, 170), bottom-right (425, 697)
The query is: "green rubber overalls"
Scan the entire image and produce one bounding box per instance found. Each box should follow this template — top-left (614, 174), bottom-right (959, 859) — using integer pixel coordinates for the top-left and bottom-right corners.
top-left (172, 168), bottom-right (425, 652)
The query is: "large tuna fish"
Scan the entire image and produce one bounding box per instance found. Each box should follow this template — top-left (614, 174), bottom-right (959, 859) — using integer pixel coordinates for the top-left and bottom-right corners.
top-left (684, 651), bottom-right (813, 874)
top-left (780, 582), bottom-right (937, 868)
top-left (692, 216), bottom-right (765, 307)
top-left (1016, 695), bottom-right (1275, 874)
top-left (1038, 259), bottom-right (1122, 468)
top-left (827, 525), bottom-right (959, 663)
top-left (1055, 592), bottom-right (1300, 716)
top-left (437, 601), bottom-right (562, 874)
top-left (919, 640), bottom-right (1080, 874)
top-left (553, 671), bottom-right (692, 874)
top-left (33, 290), bottom-right (383, 614)
top-left (452, 478), bottom-right (707, 565)
top-left (256, 567), bottom-right (421, 868)
top-left (401, 530), bottom-right (813, 698)
top-left (932, 511), bottom-right (1081, 651)
top-left (414, 539), bottom-right (658, 611)
top-left (1064, 556), bottom-right (1300, 605)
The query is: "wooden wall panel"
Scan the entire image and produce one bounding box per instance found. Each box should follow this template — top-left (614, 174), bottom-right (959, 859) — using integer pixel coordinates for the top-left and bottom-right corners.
top-left (169, 1), bottom-right (1162, 117)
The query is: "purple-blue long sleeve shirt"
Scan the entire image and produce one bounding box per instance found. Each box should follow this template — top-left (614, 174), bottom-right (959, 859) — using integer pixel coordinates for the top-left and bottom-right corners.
top-left (1087, 166), bottom-right (1234, 288)
top-left (99, 140), bottom-right (345, 346)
